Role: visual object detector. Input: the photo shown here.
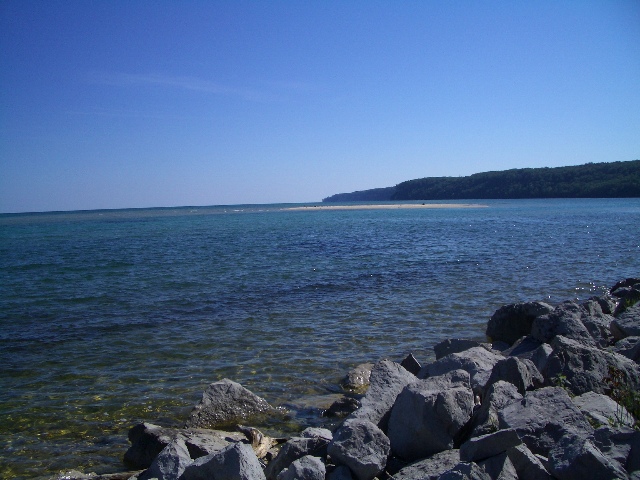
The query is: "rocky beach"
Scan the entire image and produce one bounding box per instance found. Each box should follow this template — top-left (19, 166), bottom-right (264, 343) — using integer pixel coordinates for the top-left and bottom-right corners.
top-left (56, 278), bottom-right (640, 480)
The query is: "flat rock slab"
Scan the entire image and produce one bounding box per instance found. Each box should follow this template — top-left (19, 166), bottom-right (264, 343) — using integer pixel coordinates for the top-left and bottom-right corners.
top-left (185, 379), bottom-right (275, 429)
top-left (498, 386), bottom-right (594, 456)
top-left (460, 429), bottom-right (522, 463)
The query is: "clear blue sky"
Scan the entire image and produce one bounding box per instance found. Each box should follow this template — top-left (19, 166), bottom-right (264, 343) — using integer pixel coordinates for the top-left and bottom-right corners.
top-left (1, 1), bottom-right (639, 213)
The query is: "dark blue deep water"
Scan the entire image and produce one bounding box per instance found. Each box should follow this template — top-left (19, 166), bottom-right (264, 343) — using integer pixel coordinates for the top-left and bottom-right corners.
top-left (1, 199), bottom-right (639, 478)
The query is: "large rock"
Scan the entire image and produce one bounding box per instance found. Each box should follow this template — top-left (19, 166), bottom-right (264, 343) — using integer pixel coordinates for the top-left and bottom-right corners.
top-left (277, 455), bottom-right (326, 480)
top-left (433, 339), bottom-right (487, 360)
top-left (469, 381), bottom-right (522, 438)
top-left (484, 356), bottom-right (543, 396)
top-left (349, 359), bottom-right (417, 430)
top-left (505, 444), bottom-right (553, 480)
top-left (531, 302), bottom-right (597, 346)
top-left (459, 429), bottom-right (522, 463)
top-left (593, 426), bottom-right (640, 475)
top-left (485, 302), bottom-right (554, 346)
top-left (185, 379), bottom-right (274, 429)
top-left (419, 347), bottom-right (504, 393)
top-left (400, 353), bottom-right (422, 375)
top-left (390, 450), bottom-right (461, 480)
top-left (139, 439), bottom-right (192, 480)
top-left (572, 391), bottom-right (636, 428)
top-left (124, 423), bottom-right (244, 469)
top-left (498, 386), bottom-right (594, 456)
top-left (542, 335), bottom-right (640, 396)
top-left (478, 453), bottom-right (518, 480)
top-left (548, 433), bottom-right (629, 480)
top-left (388, 369), bottom-right (474, 461)
top-left (181, 442), bottom-right (266, 480)
top-left (264, 436), bottom-right (330, 480)
top-left (438, 461), bottom-right (491, 480)
top-left (610, 336), bottom-right (640, 363)
top-left (327, 418), bottom-right (390, 480)
top-left (611, 303), bottom-right (640, 340)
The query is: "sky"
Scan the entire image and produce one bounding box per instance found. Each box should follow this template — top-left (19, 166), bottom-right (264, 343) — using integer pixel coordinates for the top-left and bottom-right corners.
top-left (1, 1), bottom-right (639, 213)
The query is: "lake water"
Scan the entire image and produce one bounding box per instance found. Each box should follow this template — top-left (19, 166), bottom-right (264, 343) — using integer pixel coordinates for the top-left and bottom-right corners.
top-left (1, 199), bottom-right (639, 479)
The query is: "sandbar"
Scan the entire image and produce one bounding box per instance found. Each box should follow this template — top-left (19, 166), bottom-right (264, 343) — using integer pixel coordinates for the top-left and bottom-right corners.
top-left (284, 203), bottom-right (487, 211)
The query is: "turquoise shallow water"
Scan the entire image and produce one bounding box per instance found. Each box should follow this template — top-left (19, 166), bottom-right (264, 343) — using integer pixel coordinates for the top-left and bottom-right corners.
top-left (1, 199), bottom-right (639, 478)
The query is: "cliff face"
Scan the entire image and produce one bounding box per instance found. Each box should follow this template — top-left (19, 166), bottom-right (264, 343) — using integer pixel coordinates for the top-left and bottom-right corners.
top-left (322, 160), bottom-right (640, 202)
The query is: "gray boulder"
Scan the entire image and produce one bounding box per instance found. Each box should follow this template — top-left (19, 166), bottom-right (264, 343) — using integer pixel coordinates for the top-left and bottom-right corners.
top-left (390, 450), bottom-right (461, 480)
top-left (419, 347), bottom-right (504, 393)
top-left (388, 369), bottom-right (474, 461)
top-left (124, 423), bottom-right (244, 469)
top-left (548, 433), bottom-right (629, 480)
top-left (433, 339), bottom-right (487, 360)
top-left (531, 302), bottom-right (596, 346)
top-left (277, 455), bottom-right (326, 480)
top-left (327, 418), bottom-right (390, 480)
top-left (439, 462), bottom-right (491, 480)
top-left (572, 391), bottom-right (636, 428)
top-left (593, 426), bottom-right (640, 475)
top-left (484, 356), bottom-right (543, 396)
top-left (460, 429), bottom-right (522, 463)
top-left (498, 386), bottom-right (594, 456)
top-left (264, 437), bottom-right (330, 480)
top-left (185, 379), bottom-right (274, 429)
top-left (470, 381), bottom-right (522, 438)
top-left (349, 359), bottom-right (417, 430)
top-left (486, 302), bottom-right (554, 346)
top-left (478, 453), bottom-right (518, 480)
top-left (610, 336), bottom-right (640, 363)
top-left (505, 444), bottom-right (553, 480)
top-left (342, 363), bottom-right (374, 392)
top-left (542, 335), bottom-right (640, 396)
top-left (529, 343), bottom-right (553, 373)
top-left (612, 303), bottom-right (640, 340)
top-left (180, 442), bottom-right (266, 480)
top-left (139, 439), bottom-right (192, 480)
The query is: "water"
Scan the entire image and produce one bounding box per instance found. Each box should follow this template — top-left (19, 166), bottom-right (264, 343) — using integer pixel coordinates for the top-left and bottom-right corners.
top-left (1, 199), bottom-right (639, 479)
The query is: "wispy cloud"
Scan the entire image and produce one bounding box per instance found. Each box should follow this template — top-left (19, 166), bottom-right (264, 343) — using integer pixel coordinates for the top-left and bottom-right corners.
top-left (88, 72), bottom-right (275, 101)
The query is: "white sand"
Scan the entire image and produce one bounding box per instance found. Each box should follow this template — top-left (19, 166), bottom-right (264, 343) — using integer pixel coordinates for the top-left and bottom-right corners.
top-left (283, 203), bottom-right (487, 211)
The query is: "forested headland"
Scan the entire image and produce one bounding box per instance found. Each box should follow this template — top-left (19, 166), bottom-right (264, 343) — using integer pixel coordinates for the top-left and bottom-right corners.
top-left (322, 160), bottom-right (640, 202)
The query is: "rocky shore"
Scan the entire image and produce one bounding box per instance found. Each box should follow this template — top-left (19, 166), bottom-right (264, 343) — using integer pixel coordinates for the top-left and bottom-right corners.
top-left (58, 278), bottom-right (640, 480)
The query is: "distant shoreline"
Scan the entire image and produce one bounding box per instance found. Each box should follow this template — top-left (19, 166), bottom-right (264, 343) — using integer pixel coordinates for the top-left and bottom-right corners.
top-left (283, 203), bottom-right (488, 211)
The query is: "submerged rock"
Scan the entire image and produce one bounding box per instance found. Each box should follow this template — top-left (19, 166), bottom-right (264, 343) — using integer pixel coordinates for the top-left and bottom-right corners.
top-left (185, 379), bottom-right (275, 429)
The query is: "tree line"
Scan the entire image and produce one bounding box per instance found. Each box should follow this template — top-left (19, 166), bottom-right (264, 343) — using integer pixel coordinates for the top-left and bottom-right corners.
top-left (322, 160), bottom-right (640, 202)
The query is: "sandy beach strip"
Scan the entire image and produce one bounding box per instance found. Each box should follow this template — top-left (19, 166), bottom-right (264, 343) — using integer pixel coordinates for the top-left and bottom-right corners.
top-left (283, 203), bottom-right (487, 211)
